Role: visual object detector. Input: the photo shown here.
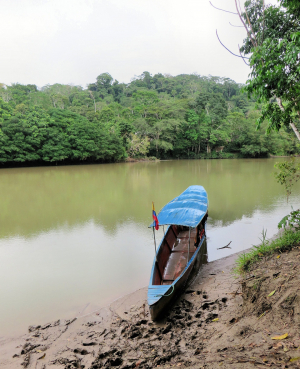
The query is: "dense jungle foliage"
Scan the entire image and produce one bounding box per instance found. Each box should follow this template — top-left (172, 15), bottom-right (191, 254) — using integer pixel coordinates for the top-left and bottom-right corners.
top-left (0, 72), bottom-right (299, 165)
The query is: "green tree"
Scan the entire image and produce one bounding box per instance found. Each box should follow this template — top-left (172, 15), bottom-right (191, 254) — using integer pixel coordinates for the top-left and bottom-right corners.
top-left (127, 133), bottom-right (150, 158)
top-left (195, 92), bottom-right (229, 153)
top-left (150, 119), bottom-right (181, 157)
top-left (0, 107), bottom-right (50, 163)
top-left (88, 73), bottom-right (114, 100)
top-left (238, 1), bottom-right (300, 140)
top-left (274, 157), bottom-right (300, 201)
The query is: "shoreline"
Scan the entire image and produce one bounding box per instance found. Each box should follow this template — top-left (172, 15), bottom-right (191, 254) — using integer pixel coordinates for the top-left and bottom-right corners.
top-left (0, 155), bottom-right (292, 170)
top-left (0, 250), bottom-right (246, 368)
top-left (3, 229), bottom-right (299, 369)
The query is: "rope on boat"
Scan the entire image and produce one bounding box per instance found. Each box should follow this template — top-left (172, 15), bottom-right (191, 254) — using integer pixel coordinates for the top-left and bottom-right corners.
top-left (155, 284), bottom-right (175, 297)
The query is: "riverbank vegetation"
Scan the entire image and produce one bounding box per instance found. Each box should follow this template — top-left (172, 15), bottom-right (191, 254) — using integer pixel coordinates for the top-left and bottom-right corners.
top-left (235, 228), bottom-right (300, 274)
top-left (0, 72), bottom-right (299, 166)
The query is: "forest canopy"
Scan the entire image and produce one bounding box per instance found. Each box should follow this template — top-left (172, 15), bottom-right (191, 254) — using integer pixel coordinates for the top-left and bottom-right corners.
top-left (0, 72), bottom-right (299, 165)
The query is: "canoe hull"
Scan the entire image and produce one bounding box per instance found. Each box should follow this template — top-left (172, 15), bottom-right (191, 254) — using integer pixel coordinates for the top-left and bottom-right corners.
top-left (148, 235), bottom-right (207, 320)
top-left (148, 185), bottom-right (208, 320)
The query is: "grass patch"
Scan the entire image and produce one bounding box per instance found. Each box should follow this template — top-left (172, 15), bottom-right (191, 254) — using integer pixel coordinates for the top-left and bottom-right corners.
top-left (235, 228), bottom-right (300, 275)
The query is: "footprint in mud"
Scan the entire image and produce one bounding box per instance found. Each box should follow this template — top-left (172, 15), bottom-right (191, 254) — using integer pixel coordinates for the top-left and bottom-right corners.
top-left (74, 348), bottom-right (89, 355)
top-left (201, 301), bottom-right (214, 310)
top-left (238, 326), bottom-right (252, 337)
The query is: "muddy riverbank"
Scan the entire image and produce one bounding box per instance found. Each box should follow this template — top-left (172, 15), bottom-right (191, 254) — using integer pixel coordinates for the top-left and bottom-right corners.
top-left (0, 251), bottom-right (244, 368)
top-left (2, 245), bottom-right (300, 369)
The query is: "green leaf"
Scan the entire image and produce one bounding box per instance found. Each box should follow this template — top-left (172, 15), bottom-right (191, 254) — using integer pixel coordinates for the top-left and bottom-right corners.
top-left (268, 290), bottom-right (276, 297)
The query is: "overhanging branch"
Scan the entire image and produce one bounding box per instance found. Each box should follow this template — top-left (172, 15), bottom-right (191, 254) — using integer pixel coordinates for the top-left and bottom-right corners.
top-left (216, 30), bottom-right (250, 59)
top-left (229, 22), bottom-right (244, 27)
top-left (238, 44), bottom-right (250, 66)
top-left (240, 0), bottom-right (258, 46)
top-left (209, 1), bottom-right (238, 15)
top-left (235, 0), bottom-right (256, 48)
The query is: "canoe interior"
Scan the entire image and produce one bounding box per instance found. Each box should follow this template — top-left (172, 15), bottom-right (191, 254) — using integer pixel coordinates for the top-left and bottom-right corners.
top-left (152, 223), bottom-right (205, 286)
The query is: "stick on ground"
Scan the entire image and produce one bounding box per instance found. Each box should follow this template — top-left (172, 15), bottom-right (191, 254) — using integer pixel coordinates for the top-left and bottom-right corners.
top-left (217, 241), bottom-right (232, 250)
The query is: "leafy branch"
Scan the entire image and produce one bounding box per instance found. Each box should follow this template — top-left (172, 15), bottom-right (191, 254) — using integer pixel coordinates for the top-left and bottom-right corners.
top-left (274, 157), bottom-right (300, 202)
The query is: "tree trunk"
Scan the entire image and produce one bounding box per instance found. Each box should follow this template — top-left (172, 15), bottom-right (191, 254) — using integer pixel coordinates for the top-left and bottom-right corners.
top-left (207, 143), bottom-right (211, 154)
top-left (290, 122), bottom-right (300, 141)
top-left (89, 91), bottom-right (96, 112)
top-left (276, 97), bottom-right (300, 141)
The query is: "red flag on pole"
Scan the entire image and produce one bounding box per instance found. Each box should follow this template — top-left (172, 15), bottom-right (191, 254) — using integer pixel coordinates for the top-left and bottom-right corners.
top-left (152, 202), bottom-right (159, 230)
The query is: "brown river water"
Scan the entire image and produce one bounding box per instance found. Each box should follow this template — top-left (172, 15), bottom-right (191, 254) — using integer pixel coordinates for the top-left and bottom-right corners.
top-left (0, 158), bottom-right (299, 336)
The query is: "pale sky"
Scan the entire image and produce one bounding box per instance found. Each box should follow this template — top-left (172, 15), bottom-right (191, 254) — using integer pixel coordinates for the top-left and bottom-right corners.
top-left (0, 0), bottom-right (277, 88)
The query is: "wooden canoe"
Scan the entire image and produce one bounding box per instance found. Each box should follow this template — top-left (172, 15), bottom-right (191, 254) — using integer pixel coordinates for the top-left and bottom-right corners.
top-left (148, 186), bottom-right (208, 320)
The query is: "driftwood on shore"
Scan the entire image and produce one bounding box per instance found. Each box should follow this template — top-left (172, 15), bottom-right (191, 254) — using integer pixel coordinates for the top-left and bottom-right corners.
top-left (217, 241), bottom-right (232, 249)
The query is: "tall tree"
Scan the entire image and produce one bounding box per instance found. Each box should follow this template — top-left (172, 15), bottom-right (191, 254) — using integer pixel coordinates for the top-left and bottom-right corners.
top-left (230, 0), bottom-right (300, 140)
top-left (195, 92), bottom-right (229, 153)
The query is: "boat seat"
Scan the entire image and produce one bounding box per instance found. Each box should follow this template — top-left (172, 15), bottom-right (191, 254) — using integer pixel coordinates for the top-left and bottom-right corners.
top-left (172, 244), bottom-right (196, 252)
top-left (172, 229), bottom-right (197, 250)
top-left (162, 279), bottom-right (173, 285)
top-left (172, 240), bottom-right (196, 253)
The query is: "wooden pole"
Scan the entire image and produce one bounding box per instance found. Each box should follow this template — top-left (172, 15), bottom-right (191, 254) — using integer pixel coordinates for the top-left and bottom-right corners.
top-left (188, 227), bottom-right (191, 264)
top-left (153, 226), bottom-right (157, 262)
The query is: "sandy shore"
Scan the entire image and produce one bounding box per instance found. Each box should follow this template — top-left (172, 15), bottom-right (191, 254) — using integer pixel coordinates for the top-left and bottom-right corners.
top-left (2, 244), bottom-right (300, 368)
top-left (0, 250), bottom-right (244, 368)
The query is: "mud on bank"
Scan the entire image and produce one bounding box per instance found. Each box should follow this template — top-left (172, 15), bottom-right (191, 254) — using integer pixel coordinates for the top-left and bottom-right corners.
top-left (2, 247), bottom-right (300, 369)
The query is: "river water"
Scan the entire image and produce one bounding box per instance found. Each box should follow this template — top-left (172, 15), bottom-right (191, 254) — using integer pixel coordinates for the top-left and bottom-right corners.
top-left (1, 158), bottom-right (300, 336)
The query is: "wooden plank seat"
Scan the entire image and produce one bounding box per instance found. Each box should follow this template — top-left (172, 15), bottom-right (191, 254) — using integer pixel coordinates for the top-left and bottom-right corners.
top-left (172, 230), bottom-right (197, 252)
top-left (172, 241), bottom-right (196, 252)
top-left (162, 279), bottom-right (174, 285)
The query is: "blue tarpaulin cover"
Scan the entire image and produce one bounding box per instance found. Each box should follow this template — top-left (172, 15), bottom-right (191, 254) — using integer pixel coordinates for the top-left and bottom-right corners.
top-left (149, 185), bottom-right (208, 228)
